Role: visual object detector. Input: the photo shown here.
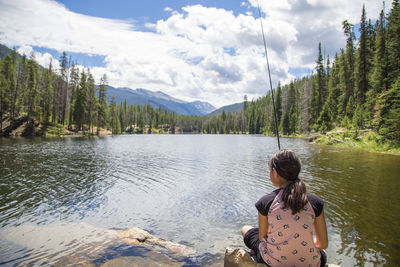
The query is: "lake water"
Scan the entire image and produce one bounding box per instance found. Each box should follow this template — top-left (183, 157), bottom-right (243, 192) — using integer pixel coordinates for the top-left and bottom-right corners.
top-left (0, 135), bottom-right (399, 266)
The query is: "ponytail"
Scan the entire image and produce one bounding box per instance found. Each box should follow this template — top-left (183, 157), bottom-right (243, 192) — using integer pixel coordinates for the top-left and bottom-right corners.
top-left (281, 179), bottom-right (308, 214)
top-left (269, 150), bottom-right (308, 214)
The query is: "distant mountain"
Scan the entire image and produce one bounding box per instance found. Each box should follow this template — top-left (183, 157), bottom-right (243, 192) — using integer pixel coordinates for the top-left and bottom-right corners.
top-left (0, 44), bottom-right (217, 116)
top-left (106, 86), bottom-right (216, 116)
top-left (189, 101), bottom-right (216, 115)
top-left (0, 44), bottom-right (11, 59)
top-left (207, 102), bottom-right (244, 116)
top-left (1, 44), bottom-right (44, 71)
top-left (0, 44), bottom-right (22, 60)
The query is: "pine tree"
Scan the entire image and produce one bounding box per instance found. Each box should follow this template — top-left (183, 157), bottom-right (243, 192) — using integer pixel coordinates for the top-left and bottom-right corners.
top-left (288, 81), bottom-right (298, 133)
top-left (0, 55), bottom-right (15, 125)
top-left (352, 104), bottom-right (367, 130)
top-left (73, 71), bottom-right (88, 131)
top-left (355, 4), bottom-right (370, 104)
top-left (310, 75), bottom-right (319, 126)
top-left (0, 60), bottom-right (6, 132)
top-left (275, 82), bottom-right (282, 127)
top-left (97, 74), bottom-right (108, 133)
top-left (59, 52), bottom-right (69, 124)
top-left (342, 20), bottom-right (356, 117)
top-left (386, 0), bottom-right (400, 88)
top-left (317, 101), bottom-right (333, 132)
top-left (346, 95), bottom-right (355, 117)
top-left (9, 49), bottom-right (18, 120)
top-left (86, 71), bottom-right (97, 133)
top-left (243, 95), bottom-right (248, 111)
top-left (327, 53), bottom-right (341, 122)
top-left (248, 103), bottom-right (255, 134)
top-left (377, 78), bottom-right (400, 141)
top-left (42, 61), bottom-right (53, 124)
top-left (368, 7), bottom-right (389, 118)
top-left (326, 55), bottom-right (331, 81)
top-left (26, 54), bottom-right (39, 122)
top-left (281, 111), bottom-right (290, 135)
top-left (68, 63), bottom-right (79, 128)
top-left (16, 55), bottom-right (28, 116)
top-left (109, 96), bottom-right (121, 134)
top-left (316, 42), bottom-right (327, 113)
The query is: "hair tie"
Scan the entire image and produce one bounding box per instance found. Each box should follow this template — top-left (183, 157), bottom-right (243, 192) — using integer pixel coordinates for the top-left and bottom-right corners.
top-left (291, 178), bottom-right (300, 184)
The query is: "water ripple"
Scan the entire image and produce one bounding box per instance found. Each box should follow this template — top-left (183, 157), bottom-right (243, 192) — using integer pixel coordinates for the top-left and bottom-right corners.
top-left (1, 136), bottom-right (399, 266)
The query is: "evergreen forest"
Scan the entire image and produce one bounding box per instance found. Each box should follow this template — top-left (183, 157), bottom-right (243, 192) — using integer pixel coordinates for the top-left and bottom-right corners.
top-left (0, 2), bottom-right (399, 144)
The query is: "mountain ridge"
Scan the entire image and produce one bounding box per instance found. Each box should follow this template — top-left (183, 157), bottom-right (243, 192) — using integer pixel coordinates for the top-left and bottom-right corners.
top-left (207, 102), bottom-right (244, 116)
top-left (106, 86), bottom-right (216, 116)
top-left (0, 43), bottom-right (218, 116)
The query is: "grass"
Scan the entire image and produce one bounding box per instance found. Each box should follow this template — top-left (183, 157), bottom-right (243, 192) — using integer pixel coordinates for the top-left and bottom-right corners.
top-left (45, 125), bottom-right (68, 137)
top-left (313, 129), bottom-right (400, 154)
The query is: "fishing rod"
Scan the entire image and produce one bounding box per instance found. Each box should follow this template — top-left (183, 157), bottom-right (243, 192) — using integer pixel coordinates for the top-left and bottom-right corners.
top-left (256, 0), bottom-right (281, 150)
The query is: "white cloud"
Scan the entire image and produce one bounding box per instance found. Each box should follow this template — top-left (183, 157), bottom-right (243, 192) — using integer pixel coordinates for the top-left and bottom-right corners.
top-left (164, 7), bottom-right (173, 12)
top-left (249, 0), bottom-right (383, 68)
top-left (17, 45), bottom-right (60, 71)
top-left (0, 0), bottom-right (384, 107)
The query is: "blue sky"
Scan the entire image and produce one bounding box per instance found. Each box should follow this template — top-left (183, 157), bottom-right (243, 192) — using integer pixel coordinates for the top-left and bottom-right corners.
top-left (57, 0), bottom-right (250, 21)
top-left (0, 0), bottom-right (383, 107)
top-left (34, 0), bottom-right (255, 70)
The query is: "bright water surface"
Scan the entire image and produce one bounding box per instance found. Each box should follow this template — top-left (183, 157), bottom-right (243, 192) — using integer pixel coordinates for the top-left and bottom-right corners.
top-left (0, 135), bottom-right (399, 266)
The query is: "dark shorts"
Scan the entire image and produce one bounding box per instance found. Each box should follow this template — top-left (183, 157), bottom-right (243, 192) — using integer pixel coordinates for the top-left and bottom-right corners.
top-left (243, 227), bottom-right (327, 267)
top-left (243, 227), bottom-right (265, 263)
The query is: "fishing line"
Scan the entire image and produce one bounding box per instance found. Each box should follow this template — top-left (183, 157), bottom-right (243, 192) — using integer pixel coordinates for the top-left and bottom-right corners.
top-left (256, 0), bottom-right (281, 150)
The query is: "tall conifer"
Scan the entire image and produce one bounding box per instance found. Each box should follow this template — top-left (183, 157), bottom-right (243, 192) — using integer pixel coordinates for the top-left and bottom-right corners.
top-left (356, 4), bottom-right (369, 104)
top-left (386, 0), bottom-right (400, 87)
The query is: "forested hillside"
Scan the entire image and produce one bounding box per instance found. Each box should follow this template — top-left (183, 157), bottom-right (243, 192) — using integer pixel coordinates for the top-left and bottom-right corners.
top-left (202, 2), bottom-right (400, 143)
top-left (0, 1), bottom-right (399, 141)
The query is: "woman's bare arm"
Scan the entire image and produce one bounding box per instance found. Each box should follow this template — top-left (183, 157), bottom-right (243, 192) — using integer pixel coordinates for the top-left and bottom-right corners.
top-left (258, 212), bottom-right (269, 242)
top-left (313, 210), bottom-right (328, 249)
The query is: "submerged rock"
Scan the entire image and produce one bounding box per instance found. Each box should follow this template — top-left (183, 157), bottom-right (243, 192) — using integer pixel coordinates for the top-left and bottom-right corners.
top-left (224, 247), bottom-right (341, 267)
top-left (114, 227), bottom-right (196, 257)
top-left (2, 223), bottom-right (194, 266)
top-left (101, 255), bottom-right (185, 267)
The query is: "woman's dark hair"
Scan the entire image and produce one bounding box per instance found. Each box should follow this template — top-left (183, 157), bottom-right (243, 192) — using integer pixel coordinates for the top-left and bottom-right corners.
top-left (268, 149), bottom-right (307, 214)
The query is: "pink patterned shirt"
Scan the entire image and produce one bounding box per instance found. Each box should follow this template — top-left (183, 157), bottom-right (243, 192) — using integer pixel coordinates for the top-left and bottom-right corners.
top-left (258, 190), bottom-right (321, 267)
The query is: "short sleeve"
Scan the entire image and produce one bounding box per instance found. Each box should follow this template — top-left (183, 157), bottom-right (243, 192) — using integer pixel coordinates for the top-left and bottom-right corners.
top-left (307, 193), bottom-right (324, 217)
top-left (255, 189), bottom-right (280, 216)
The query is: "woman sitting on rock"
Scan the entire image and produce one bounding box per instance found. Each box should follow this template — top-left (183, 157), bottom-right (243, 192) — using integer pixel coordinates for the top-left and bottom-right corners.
top-left (242, 149), bottom-right (328, 267)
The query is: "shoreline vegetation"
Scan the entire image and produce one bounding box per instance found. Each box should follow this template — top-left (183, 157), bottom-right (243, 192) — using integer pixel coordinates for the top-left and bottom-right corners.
top-left (309, 128), bottom-right (400, 154)
top-left (1, 3), bottom-right (399, 155)
top-left (3, 115), bottom-right (399, 155)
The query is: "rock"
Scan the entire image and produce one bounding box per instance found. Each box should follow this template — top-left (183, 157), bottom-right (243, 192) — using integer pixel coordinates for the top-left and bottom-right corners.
top-left (224, 247), bottom-right (341, 267)
top-left (309, 136), bottom-right (318, 142)
top-left (152, 238), bottom-right (196, 257)
top-left (2, 223), bottom-right (195, 265)
top-left (115, 227), bottom-right (152, 243)
top-left (114, 227), bottom-right (195, 257)
top-left (101, 255), bottom-right (185, 267)
top-left (224, 247), bottom-right (266, 267)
